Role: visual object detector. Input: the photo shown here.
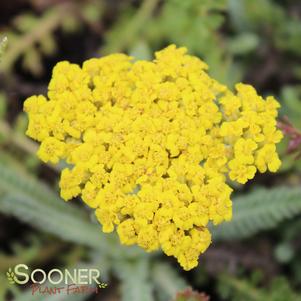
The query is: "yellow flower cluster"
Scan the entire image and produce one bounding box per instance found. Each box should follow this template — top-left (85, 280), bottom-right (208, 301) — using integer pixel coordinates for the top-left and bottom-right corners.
top-left (24, 45), bottom-right (282, 270)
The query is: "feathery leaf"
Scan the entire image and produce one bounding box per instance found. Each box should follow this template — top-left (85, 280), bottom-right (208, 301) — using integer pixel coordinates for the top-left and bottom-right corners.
top-left (212, 187), bottom-right (301, 241)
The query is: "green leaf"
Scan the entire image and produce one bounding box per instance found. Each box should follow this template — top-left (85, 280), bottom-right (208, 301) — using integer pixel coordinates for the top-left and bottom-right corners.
top-left (13, 14), bottom-right (38, 33)
top-left (114, 258), bottom-right (154, 301)
top-left (102, 0), bottom-right (159, 54)
top-left (39, 33), bottom-right (57, 56)
top-left (218, 274), bottom-right (300, 301)
top-left (212, 187), bottom-right (301, 241)
top-left (0, 192), bottom-right (106, 249)
top-left (1, 7), bottom-right (63, 73)
top-left (22, 47), bottom-right (43, 76)
top-left (152, 262), bottom-right (187, 301)
top-left (0, 160), bottom-right (107, 250)
top-left (82, 1), bottom-right (104, 23)
top-left (0, 36), bottom-right (8, 61)
top-left (0, 159), bottom-right (83, 218)
top-left (227, 33), bottom-right (259, 54)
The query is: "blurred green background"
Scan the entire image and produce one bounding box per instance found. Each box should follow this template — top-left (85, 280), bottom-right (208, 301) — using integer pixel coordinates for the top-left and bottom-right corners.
top-left (0, 0), bottom-right (301, 300)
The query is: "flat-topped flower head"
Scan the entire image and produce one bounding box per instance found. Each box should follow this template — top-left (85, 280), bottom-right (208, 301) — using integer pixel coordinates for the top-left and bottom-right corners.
top-left (24, 45), bottom-right (282, 270)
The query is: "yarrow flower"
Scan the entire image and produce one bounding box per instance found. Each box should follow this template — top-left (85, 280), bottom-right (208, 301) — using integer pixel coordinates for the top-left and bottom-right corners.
top-left (24, 45), bottom-right (283, 270)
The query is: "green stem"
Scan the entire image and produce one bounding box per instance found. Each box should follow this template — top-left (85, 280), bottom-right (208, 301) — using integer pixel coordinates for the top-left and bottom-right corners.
top-left (103, 0), bottom-right (159, 54)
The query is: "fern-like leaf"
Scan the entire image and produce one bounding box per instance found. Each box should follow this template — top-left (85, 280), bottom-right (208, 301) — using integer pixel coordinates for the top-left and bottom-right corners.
top-left (0, 160), bottom-right (109, 250)
top-left (212, 187), bottom-right (301, 241)
top-left (0, 192), bottom-right (107, 249)
top-left (152, 262), bottom-right (187, 301)
top-left (113, 258), bottom-right (154, 301)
